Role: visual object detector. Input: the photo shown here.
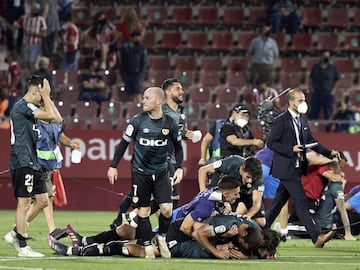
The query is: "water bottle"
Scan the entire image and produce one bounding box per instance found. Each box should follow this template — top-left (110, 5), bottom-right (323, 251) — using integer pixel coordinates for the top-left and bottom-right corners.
top-left (71, 140), bottom-right (81, 164)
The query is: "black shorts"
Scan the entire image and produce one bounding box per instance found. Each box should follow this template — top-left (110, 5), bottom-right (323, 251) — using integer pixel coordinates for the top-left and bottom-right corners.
top-left (131, 169), bottom-right (172, 208)
top-left (168, 163), bottom-right (179, 197)
top-left (233, 196), bottom-right (266, 219)
top-left (11, 167), bottom-right (47, 198)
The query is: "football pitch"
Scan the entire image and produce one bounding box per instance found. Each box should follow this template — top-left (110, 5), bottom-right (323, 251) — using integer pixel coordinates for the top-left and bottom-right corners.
top-left (0, 210), bottom-right (359, 270)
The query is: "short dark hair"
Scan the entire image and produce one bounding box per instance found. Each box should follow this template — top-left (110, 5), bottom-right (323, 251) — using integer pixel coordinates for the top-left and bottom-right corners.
top-left (161, 78), bottom-right (180, 91)
top-left (26, 75), bottom-right (43, 92)
top-left (339, 151), bottom-right (347, 162)
top-left (242, 157), bottom-right (263, 181)
top-left (217, 175), bottom-right (240, 190)
top-left (243, 226), bottom-right (264, 252)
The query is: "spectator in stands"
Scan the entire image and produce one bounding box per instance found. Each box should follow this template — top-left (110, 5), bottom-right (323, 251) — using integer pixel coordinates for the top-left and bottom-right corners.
top-left (117, 7), bottom-right (145, 44)
top-left (40, 0), bottom-right (61, 58)
top-left (6, 51), bottom-right (21, 111)
top-left (247, 25), bottom-right (279, 87)
top-left (59, 0), bottom-right (73, 22)
top-left (0, 87), bottom-right (10, 129)
top-left (120, 31), bottom-right (148, 103)
top-left (79, 57), bottom-right (108, 104)
top-left (3, 0), bottom-right (25, 53)
top-left (34, 57), bottom-right (55, 92)
top-left (268, 0), bottom-right (301, 34)
top-left (329, 96), bottom-right (358, 133)
top-left (252, 80), bottom-right (281, 110)
top-left (309, 50), bottom-right (340, 120)
top-left (59, 13), bottom-right (80, 72)
top-left (219, 104), bottom-right (264, 158)
top-left (85, 12), bottom-right (119, 70)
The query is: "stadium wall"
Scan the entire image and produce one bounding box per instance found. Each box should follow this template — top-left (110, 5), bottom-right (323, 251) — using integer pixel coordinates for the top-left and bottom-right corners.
top-left (1, 130), bottom-right (360, 210)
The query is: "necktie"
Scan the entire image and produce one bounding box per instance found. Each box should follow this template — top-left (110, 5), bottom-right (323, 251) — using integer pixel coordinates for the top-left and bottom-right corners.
top-left (295, 116), bottom-right (303, 144)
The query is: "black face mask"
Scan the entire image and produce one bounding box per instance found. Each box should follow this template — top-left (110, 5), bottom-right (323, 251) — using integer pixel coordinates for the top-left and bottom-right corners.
top-left (264, 31), bottom-right (271, 37)
top-left (98, 20), bottom-right (106, 26)
top-left (133, 41), bottom-right (140, 46)
top-left (39, 68), bottom-right (47, 73)
top-left (322, 57), bottom-right (330, 64)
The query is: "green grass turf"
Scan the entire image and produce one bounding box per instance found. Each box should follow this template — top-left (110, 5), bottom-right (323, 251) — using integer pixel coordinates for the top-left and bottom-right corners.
top-left (0, 210), bottom-right (359, 270)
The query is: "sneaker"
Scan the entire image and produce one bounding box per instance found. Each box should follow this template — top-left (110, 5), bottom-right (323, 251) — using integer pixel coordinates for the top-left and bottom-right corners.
top-left (5, 230), bottom-right (21, 252)
top-left (18, 246), bottom-right (45, 258)
top-left (157, 235), bottom-right (171, 258)
top-left (66, 224), bottom-right (83, 247)
top-left (47, 235), bottom-right (68, 256)
top-left (49, 228), bottom-right (68, 240)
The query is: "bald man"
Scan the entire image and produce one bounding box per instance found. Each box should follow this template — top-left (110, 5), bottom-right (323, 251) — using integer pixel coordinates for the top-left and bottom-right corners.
top-left (107, 87), bottom-right (184, 250)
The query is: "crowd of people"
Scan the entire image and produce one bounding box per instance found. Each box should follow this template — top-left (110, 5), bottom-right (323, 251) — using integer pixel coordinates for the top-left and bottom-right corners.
top-left (2, 0), bottom-right (360, 260)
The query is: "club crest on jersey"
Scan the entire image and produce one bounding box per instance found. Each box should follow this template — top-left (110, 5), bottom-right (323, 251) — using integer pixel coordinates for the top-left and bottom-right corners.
top-left (214, 225), bottom-right (226, 234)
top-left (27, 186), bottom-right (33, 193)
top-left (132, 196), bottom-right (139, 204)
top-left (125, 124), bottom-right (134, 136)
top-left (162, 129), bottom-right (169, 135)
top-left (213, 160), bottom-right (222, 169)
top-left (180, 114), bottom-right (186, 120)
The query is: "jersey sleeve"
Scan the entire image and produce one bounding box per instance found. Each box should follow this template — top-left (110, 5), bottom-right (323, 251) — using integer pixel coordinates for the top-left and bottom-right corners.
top-left (123, 116), bottom-right (139, 142)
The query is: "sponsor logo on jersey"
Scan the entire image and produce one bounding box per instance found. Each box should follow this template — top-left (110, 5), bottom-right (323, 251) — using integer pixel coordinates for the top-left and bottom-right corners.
top-left (139, 138), bottom-right (168, 147)
top-left (214, 225), bottom-right (226, 234)
top-left (125, 124), bottom-right (134, 136)
top-left (162, 129), bottom-right (169, 135)
top-left (143, 128), bottom-right (150, 133)
top-left (213, 160), bottom-right (222, 169)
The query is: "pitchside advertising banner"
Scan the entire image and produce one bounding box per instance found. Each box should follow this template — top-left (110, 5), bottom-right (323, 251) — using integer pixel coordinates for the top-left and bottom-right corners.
top-left (1, 129), bottom-right (360, 210)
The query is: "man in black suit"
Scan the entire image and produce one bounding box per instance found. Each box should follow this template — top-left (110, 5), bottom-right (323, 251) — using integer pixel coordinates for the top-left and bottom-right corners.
top-left (265, 88), bottom-right (337, 248)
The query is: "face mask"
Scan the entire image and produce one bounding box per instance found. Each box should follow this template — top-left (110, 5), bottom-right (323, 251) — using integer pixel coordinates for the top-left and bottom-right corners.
top-left (322, 57), bottom-right (330, 64)
top-left (264, 31), bottom-right (271, 37)
top-left (235, 118), bottom-right (248, 128)
top-left (133, 41), bottom-right (140, 46)
top-left (297, 102), bottom-right (308, 114)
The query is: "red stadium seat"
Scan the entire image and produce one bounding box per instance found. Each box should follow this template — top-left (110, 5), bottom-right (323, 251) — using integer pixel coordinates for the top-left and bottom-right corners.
top-left (349, 89), bottom-right (360, 106)
top-left (187, 86), bottom-right (212, 103)
top-left (146, 6), bottom-right (167, 27)
top-left (58, 84), bottom-right (81, 103)
top-left (352, 9), bottom-right (360, 29)
top-left (95, 7), bottom-right (116, 22)
top-left (323, 8), bottom-right (349, 30)
top-left (147, 56), bottom-right (172, 86)
top-left (301, 8), bottom-right (322, 29)
top-left (227, 57), bottom-right (248, 72)
top-left (124, 102), bottom-right (143, 119)
top-left (73, 101), bottom-right (99, 119)
top-left (280, 58), bottom-right (302, 73)
top-left (235, 32), bottom-right (257, 53)
top-left (159, 31), bottom-right (182, 51)
top-left (198, 71), bottom-right (222, 88)
top-left (222, 8), bottom-right (245, 27)
top-left (315, 33), bottom-right (339, 52)
top-left (214, 87), bottom-right (241, 104)
top-left (208, 32), bottom-right (233, 52)
top-left (185, 102), bottom-right (202, 120)
top-left (195, 7), bottom-right (218, 28)
top-left (71, 7), bottom-right (91, 28)
top-left (225, 71), bottom-right (247, 88)
top-left (173, 57), bottom-right (197, 87)
top-left (200, 57), bottom-right (222, 72)
top-left (287, 33), bottom-right (313, 54)
top-left (333, 58), bottom-right (354, 73)
top-left (272, 33), bottom-right (286, 53)
top-left (204, 103), bottom-right (229, 120)
top-left (247, 8), bottom-right (268, 28)
top-left (168, 7), bottom-right (193, 27)
top-left (56, 100), bottom-right (74, 118)
top-left (141, 32), bottom-right (157, 52)
top-left (183, 31), bottom-right (208, 53)
top-left (64, 117), bottom-right (88, 129)
top-left (341, 34), bottom-right (360, 54)
top-left (99, 101), bottom-right (123, 120)
top-left (89, 118), bottom-right (115, 130)
top-left (337, 72), bottom-right (355, 90)
top-left (278, 72), bottom-right (303, 89)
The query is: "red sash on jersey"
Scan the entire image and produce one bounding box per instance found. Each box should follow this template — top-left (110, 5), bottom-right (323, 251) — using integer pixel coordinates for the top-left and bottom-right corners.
top-left (52, 170), bottom-right (68, 207)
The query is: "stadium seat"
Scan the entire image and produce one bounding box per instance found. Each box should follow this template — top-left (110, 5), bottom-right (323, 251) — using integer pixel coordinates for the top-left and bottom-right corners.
top-left (349, 89), bottom-right (360, 106)
top-left (200, 57), bottom-right (222, 72)
top-left (146, 6), bottom-right (168, 27)
top-left (341, 34), bottom-right (360, 54)
top-left (183, 31), bottom-right (208, 53)
top-left (89, 118), bottom-right (115, 130)
top-left (214, 87), bottom-right (241, 104)
top-left (173, 56), bottom-right (197, 88)
top-left (225, 71), bottom-right (247, 88)
top-left (168, 7), bottom-right (193, 27)
top-left (337, 72), bottom-right (355, 90)
top-left (234, 32), bottom-right (257, 53)
top-left (247, 8), bottom-right (268, 28)
top-left (322, 8), bottom-right (349, 30)
top-left (185, 102), bottom-right (202, 120)
top-left (159, 31), bottom-right (182, 51)
top-left (333, 58), bottom-right (354, 73)
top-left (116, 119), bottom-right (129, 131)
top-left (195, 7), bottom-right (218, 28)
top-left (204, 103), bottom-right (229, 120)
top-left (56, 100), bottom-right (74, 118)
top-left (73, 101), bottom-right (99, 119)
top-left (208, 32), bottom-right (233, 52)
top-left (187, 86), bottom-right (212, 103)
top-left (124, 102), bottom-right (143, 119)
top-left (64, 117), bottom-right (88, 129)
top-left (352, 8), bottom-right (360, 29)
top-left (95, 6), bottom-right (116, 22)
top-left (99, 101), bottom-right (123, 120)
top-left (147, 56), bottom-right (172, 86)
top-left (58, 84), bottom-right (81, 103)
top-left (272, 33), bottom-right (286, 53)
top-left (280, 58), bottom-right (302, 73)
top-left (227, 57), bottom-right (248, 72)
top-left (222, 8), bottom-right (245, 27)
top-left (141, 32), bottom-right (157, 52)
top-left (287, 33), bottom-right (313, 54)
top-left (315, 33), bottom-right (339, 52)
top-left (300, 8), bottom-right (322, 29)
top-left (278, 72), bottom-right (303, 89)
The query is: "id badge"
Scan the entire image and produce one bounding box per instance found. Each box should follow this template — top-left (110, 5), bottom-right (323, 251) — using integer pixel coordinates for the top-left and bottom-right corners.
top-left (53, 146), bottom-right (64, 162)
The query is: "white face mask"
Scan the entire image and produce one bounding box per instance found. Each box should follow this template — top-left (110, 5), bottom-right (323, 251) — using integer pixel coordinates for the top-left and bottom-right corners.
top-left (235, 118), bottom-right (248, 128)
top-left (297, 102), bottom-right (308, 114)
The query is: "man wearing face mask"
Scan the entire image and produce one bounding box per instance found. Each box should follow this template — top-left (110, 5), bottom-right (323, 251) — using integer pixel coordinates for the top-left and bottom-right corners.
top-left (247, 25), bottom-right (279, 87)
top-left (219, 104), bottom-right (264, 159)
top-left (265, 88), bottom-right (339, 248)
top-left (309, 50), bottom-right (340, 121)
